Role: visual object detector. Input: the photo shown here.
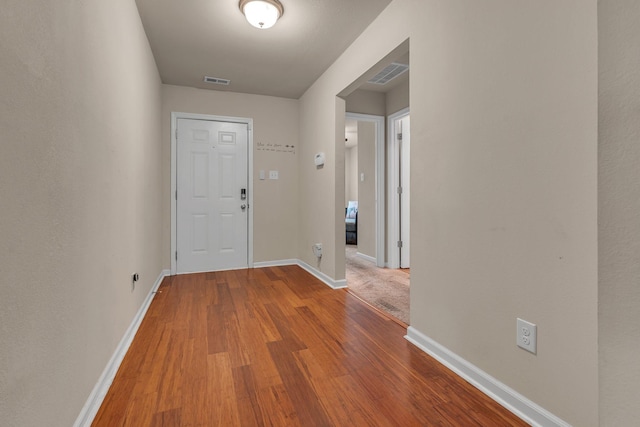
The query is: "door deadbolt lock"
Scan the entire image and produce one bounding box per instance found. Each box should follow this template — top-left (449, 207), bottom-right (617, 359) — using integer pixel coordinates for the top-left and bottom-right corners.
top-left (240, 188), bottom-right (246, 200)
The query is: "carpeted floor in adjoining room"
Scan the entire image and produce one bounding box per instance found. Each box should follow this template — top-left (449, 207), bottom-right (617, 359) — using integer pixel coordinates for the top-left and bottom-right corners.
top-left (345, 245), bottom-right (410, 324)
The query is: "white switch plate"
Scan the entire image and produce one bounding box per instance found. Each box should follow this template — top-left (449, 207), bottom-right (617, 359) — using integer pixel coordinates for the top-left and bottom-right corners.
top-left (517, 318), bottom-right (537, 354)
top-left (269, 170), bottom-right (279, 180)
top-left (259, 170), bottom-right (265, 180)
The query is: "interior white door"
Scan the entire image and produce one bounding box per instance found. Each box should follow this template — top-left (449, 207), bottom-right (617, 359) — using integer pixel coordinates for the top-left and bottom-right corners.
top-left (176, 118), bottom-right (248, 273)
top-left (399, 115), bottom-right (411, 268)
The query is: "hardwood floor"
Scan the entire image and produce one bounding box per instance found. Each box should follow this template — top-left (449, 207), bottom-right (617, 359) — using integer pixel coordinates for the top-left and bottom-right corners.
top-left (92, 266), bottom-right (527, 426)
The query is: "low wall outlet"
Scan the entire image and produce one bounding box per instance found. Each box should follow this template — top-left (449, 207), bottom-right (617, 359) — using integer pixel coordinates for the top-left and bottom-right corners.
top-left (517, 318), bottom-right (537, 354)
top-left (269, 170), bottom-right (279, 180)
top-left (312, 243), bottom-right (322, 258)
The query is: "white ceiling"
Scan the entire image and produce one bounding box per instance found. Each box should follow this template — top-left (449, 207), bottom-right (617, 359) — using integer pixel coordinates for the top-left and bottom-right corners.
top-left (135, 0), bottom-right (392, 99)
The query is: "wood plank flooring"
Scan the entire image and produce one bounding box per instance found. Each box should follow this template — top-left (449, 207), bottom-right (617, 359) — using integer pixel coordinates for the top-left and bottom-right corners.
top-left (92, 265), bottom-right (527, 426)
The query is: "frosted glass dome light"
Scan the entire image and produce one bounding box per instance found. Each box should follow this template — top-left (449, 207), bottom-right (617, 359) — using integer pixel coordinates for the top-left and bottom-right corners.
top-left (240, 0), bottom-right (284, 29)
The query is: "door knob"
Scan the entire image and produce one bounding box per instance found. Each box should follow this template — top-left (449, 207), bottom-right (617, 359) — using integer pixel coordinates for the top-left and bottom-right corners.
top-left (241, 204), bottom-right (247, 210)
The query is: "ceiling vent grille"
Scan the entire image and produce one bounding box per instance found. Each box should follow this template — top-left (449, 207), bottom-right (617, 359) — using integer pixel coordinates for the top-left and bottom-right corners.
top-left (367, 63), bottom-right (409, 85)
top-left (204, 76), bottom-right (231, 85)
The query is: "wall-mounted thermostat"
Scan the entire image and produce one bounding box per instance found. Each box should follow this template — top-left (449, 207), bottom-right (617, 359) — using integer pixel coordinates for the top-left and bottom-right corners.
top-left (314, 152), bottom-right (325, 167)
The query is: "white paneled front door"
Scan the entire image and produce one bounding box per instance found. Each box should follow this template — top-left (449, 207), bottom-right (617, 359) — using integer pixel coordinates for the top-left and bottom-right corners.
top-left (176, 118), bottom-right (249, 273)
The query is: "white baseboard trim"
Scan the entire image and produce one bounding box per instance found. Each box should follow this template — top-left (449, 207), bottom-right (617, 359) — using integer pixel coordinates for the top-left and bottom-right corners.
top-left (356, 252), bottom-right (376, 264)
top-left (252, 259), bottom-right (347, 289)
top-left (405, 327), bottom-right (571, 427)
top-left (74, 269), bottom-right (170, 427)
top-left (253, 259), bottom-right (298, 268)
top-left (297, 260), bottom-right (347, 289)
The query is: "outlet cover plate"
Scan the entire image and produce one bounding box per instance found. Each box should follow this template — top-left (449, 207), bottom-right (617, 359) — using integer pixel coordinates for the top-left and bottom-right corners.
top-left (517, 318), bottom-right (537, 354)
top-left (312, 243), bottom-right (322, 258)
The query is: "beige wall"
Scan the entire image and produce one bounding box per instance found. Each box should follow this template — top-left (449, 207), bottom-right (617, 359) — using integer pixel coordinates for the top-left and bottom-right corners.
top-left (598, 0), bottom-right (640, 424)
top-left (386, 77), bottom-right (410, 115)
top-left (345, 146), bottom-right (358, 205)
top-left (161, 85), bottom-right (300, 265)
top-left (357, 121), bottom-right (376, 257)
top-left (298, 1), bottom-right (598, 425)
top-left (0, 1), bottom-right (163, 425)
top-left (298, 87), bottom-right (345, 278)
top-left (345, 89), bottom-right (386, 116)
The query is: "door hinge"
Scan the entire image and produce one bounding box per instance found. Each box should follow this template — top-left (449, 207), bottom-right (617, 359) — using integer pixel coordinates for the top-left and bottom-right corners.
top-left (397, 186), bottom-right (403, 194)
top-left (175, 190), bottom-right (178, 201)
top-left (175, 251), bottom-right (178, 261)
top-left (397, 240), bottom-right (403, 248)
top-left (397, 132), bottom-right (403, 141)
top-left (175, 128), bottom-right (178, 140)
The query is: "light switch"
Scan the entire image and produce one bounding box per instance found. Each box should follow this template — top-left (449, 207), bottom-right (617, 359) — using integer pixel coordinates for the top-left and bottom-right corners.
top-left (360, 173), bottom-right (365, 182)
top-left (259, 170), bottom-right (265, 180)
top-left (269, 170), bottom-right (279, 180)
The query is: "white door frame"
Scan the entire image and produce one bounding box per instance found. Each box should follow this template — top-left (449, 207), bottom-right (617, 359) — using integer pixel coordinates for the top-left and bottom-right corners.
top-left (170, 112), bottom-right (254, 275)
top-left (345, 112), bottom-right (385, 268)
top-left (387, 107), bottom-right (410, 269)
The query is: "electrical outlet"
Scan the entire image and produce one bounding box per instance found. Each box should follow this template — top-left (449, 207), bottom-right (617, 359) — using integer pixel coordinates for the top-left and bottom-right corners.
top-left (312, 243), bottom-right (322, 258)
top-left (517, 318), bottom-right (537, 354)
top-left (132, 273), bottom-right (139, 291)
top-left (269, 170), bottom-right (279, 180)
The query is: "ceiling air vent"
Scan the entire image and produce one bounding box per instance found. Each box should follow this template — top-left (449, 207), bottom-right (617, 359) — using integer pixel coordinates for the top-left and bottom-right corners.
top-left (204, 76), bottom-right (231, 85)
top-left (367, 62), bottom-right (409, 85)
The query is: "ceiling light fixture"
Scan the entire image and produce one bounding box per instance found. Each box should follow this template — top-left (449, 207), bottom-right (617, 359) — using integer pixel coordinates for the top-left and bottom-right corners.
top-left (239, 0), bottom-right (284, 29)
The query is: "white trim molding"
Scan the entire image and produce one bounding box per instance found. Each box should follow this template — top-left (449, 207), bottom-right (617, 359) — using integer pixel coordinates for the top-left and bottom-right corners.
top-left (74, 270), bottom-right (170, 427)
top-left (254, 259), bottom-right (347, 289)
top-left (356, 252), bottom-right (376, 264)
top-left (405, 327), bottom-right (571, 427)
top-left (297, 260), bottom-right (347, 289)
top-left (387, 108), bottom-right (409, 269)
top-left (253, 259), bottom-right (298, 268)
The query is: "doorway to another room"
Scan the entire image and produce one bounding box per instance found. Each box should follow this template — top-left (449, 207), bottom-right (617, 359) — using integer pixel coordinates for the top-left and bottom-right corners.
top-left (342, 47), bottom-right (411, 323)
top-left (344, 114), bottom-right (410, 324)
